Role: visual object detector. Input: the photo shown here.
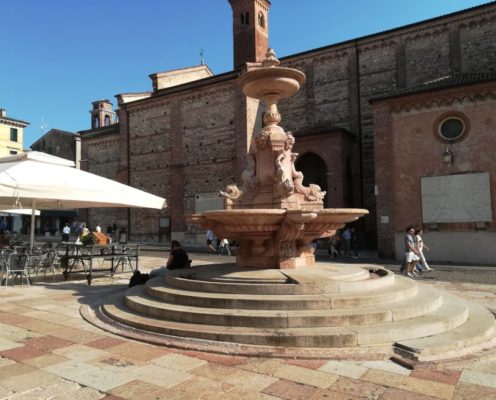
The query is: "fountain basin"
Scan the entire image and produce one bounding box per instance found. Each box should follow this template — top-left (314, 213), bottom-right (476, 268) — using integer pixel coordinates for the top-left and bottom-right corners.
top-left (239, 67), bottom-right (306, 100)
top-left (187, 208), bottom-right (368, 269)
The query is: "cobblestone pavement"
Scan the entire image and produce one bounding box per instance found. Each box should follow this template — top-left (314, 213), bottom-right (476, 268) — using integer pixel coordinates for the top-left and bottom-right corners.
top-left (0, 252), bottom-right (495, 399)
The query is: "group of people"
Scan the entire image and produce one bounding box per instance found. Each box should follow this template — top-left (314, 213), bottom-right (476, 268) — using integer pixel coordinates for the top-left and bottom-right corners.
top-left (206, 230), bottom-right (231, 256)
top-left (61, 222), bottom-right (116, 244)
top-left (328, 227), bottom-right (359, 258)
top-left (403, 226), bottom-right (433, 278)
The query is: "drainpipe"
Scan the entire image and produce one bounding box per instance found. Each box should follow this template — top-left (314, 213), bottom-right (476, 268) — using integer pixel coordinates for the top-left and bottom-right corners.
top-left (126, 109), bottom-right (131, 238)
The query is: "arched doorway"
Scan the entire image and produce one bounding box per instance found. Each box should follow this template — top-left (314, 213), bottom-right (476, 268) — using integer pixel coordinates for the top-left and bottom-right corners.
top-left (295, 152), bottom-right (329, 206)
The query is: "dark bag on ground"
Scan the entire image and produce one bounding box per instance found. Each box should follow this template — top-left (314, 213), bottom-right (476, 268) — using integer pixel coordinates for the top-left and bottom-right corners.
top-left (129, 270), bottom-right (149, 287)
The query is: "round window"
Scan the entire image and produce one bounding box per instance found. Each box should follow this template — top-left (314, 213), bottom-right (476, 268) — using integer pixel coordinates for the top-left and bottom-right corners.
top-left (438, 117), bottom-right (465, 141)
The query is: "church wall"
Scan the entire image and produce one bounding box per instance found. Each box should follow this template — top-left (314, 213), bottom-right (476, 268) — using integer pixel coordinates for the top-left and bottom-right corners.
top-left (80, 133), bottom-right (121, 234)
top-left (374, 81), bottom-right (496, 263)
top-left (404, 31), bottom-right (452, 87)
top-left (460, 19), bottom-right (496, 73)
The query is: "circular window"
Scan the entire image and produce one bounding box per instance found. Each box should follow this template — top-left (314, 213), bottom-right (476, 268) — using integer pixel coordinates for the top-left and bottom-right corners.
top-left (438, 117), bottom-right (465, 141)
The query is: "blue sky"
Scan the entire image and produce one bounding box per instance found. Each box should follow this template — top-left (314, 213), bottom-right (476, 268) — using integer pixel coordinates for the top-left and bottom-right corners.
top-left (0, 0), bottom-right (491, 147)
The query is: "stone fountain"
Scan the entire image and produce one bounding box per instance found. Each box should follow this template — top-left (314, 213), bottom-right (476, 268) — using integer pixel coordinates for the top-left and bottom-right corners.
top-left (188, 48), bottom-right (368, 269)
top-left (86, 49), bottom-right (496, 363)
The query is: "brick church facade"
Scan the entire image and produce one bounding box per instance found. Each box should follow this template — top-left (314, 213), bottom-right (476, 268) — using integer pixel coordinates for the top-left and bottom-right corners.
top-left (79, 1), bottom-right (496, 263)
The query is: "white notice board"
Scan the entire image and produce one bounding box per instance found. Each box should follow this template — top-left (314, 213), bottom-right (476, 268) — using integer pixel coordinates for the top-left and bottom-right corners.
top-left (421, 172), bottom-right (492, 223)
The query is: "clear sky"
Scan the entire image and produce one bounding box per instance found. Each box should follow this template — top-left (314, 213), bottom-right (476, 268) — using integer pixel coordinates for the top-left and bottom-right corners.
top-left (0, 0), bottom-right (492, 147)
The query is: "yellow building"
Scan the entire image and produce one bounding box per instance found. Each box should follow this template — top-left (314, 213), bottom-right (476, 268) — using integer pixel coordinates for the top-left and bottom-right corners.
top-left (0, 109), bottom-right (29, 156)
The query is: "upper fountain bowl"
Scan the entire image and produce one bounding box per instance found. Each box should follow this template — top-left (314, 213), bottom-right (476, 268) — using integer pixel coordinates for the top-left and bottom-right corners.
top-left (239, 48), bottom-right (306, 101)
top-left (240, 67), bottom-right (306, 101)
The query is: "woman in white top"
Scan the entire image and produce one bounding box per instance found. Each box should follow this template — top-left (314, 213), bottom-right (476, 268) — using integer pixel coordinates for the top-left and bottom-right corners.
top-left (415, 228), bottom-right (433, 272)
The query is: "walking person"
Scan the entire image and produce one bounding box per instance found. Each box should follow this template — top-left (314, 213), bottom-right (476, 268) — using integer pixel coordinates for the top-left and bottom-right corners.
top-left (415, 228), bottom-right (433, 272)
top-left (206, 229), bottom-right (217, 254)
top-left (219, 238), bottom-right (231, 256)
top-left (404, 225), bottom-right (420, 278)
top-left (351, 227), bottom-right (359, 258)
top-left (342, 227), bottom-right (351, 256)
top-left (62, 223), bottom-right (71, 242)
top-left (328, 234), bottom-right (340, 258)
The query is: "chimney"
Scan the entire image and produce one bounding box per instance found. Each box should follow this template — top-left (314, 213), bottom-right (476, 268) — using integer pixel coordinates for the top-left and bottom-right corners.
top-left (0, 109), bottom-right (6, 117)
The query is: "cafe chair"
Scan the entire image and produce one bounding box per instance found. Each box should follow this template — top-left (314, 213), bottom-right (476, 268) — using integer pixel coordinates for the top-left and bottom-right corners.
top-left (3, 252), bottom-right (30, 286)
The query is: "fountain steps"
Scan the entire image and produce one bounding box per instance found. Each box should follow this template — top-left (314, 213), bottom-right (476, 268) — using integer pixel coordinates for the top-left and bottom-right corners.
top-left (394, 301), bottom-right (496, 361)
top-left (124, 282), bottom-right (441, 328)
top-left (90, 264), bottom-right (496, 359)
top-left (146, 276), bottom-right (418, 310)
top-left (165, 265), bottom-right (393, 295)
top-left (101, 288), bottom-right (470, 349)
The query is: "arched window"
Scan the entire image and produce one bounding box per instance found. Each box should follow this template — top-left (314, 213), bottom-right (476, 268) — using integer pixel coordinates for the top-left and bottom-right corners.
top-left (104, 115), bottom-right (111, 126)
top-left (258, 11), bottom-right (265, 28)
top-left (240, 13), bottom-right (245, 27)
top-left (94, 117), bottom-right (100, 128)
top-left (245, 12), bottom-right (249, 26)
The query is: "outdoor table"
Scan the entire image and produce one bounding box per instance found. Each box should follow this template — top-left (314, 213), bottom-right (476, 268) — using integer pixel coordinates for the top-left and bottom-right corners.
top-left (61, 243), bottom-right (139, 285)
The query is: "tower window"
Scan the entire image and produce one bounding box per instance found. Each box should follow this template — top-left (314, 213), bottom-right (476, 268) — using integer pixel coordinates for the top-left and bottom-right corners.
top-left (241, 11), bottom-right (249, 27)
top-left (104, 115), bottom-right (111, 126)
top-left (258, 11), bottom-right (265, 28)
top-left (94, 117), bottom-right (100, 128)
top-left (10, 128), bottom-right (18, 142)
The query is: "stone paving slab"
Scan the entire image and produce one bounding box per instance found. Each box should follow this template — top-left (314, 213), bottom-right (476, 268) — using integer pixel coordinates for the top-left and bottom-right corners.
top-left (0, 254), bottom-right (495, 399)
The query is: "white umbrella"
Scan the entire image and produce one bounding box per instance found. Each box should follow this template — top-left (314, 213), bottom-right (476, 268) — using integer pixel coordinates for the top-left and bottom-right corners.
top-left (0, 209), bottom-right (40, 216)
top-left (0, 151), bottom-right (167, 247)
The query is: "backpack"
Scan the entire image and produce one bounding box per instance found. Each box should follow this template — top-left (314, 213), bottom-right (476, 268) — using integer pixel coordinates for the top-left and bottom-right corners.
top-left (129, 270), bottom-right (149, 287)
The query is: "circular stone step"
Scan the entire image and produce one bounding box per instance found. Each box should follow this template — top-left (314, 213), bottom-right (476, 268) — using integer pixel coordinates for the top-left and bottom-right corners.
top-left (84, 262), bottom-right (496, 360)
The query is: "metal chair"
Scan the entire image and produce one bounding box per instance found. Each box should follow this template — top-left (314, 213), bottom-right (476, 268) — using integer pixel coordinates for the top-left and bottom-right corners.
top-left (3, 252), bottom-right (30, 286)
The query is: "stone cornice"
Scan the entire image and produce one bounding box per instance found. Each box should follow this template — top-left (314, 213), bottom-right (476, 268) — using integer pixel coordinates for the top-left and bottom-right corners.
top-left (386, 83), bottom-right (496, 114)
top-left (0, 117), bottom-right (29, 128)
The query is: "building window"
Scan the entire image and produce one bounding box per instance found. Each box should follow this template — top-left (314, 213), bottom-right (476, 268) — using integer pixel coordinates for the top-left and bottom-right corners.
top-left (9, 150), bottom-right (17, 155)
top-left (258, 11), bottom-right (265, 28)
top-left (241, 12), bottom-right (249, 27)
top-left (438, 117), bottom-right (466, 141)
top-left (10, 128), bottom-right (18, 142)
top-left (94, 117), bottom-right (100, 128)
top-left (104, 115), bottom-right (110, 126)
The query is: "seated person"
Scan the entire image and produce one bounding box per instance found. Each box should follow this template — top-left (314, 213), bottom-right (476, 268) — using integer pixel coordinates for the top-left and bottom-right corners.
top-left (149, 240), bottom-right (190, 278)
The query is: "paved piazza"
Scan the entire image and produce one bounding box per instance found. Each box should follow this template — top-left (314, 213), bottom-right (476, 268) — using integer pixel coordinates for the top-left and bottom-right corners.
top-left (0, 251), bottom-right (495, 399)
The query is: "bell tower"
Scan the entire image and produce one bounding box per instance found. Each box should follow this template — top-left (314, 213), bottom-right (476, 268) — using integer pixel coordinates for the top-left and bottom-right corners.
top-left (229, 0), bottom-right (270, 70)
top-left (90, 100), bottom-right (116, 129)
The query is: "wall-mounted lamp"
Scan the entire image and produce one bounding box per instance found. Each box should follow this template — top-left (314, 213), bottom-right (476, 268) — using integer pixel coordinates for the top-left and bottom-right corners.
top-left (443, 148), bottom-right (453, 165)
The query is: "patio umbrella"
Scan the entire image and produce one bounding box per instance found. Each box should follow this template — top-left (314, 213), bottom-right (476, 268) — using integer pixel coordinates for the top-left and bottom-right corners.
top-left (0, 151), bottom-right (167, 247)
top-left (0, 209), bottom-right (40, 216)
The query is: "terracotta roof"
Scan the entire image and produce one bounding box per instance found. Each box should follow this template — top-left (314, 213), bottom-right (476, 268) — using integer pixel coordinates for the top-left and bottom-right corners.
top-left (369, 72), bottom-right (496, 102)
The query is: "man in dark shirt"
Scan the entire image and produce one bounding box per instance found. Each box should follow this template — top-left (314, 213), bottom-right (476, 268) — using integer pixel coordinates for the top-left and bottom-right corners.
top-left (166, 240), bottom-right (190, 270)
top-left (149, 240), bottom-right (190, 278)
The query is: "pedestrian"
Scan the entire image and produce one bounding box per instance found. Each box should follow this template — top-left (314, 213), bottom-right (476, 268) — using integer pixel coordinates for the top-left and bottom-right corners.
top-left (328, 234), bottom-right (340, 257)
top-left (351, 227), bottom-right (359, 258)
top-left (415, 228), bottom-right (433, 272)
top-left (219, 238), bottom-right (231, 255)
top-left (404, 225), bottom-right (420, 278)
top-left (62, 223), bottom-right (71, 242)
top-left (95, 223), bottom-right (102, 233)
top-left (342, 227), bottom-right (351, 256)
top-left (206, 229), bottom-right (217, 253)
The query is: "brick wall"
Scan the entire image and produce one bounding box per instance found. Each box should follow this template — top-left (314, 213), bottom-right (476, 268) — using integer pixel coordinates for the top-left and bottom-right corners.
top-left (373, 81), bottom-right (496, 259)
